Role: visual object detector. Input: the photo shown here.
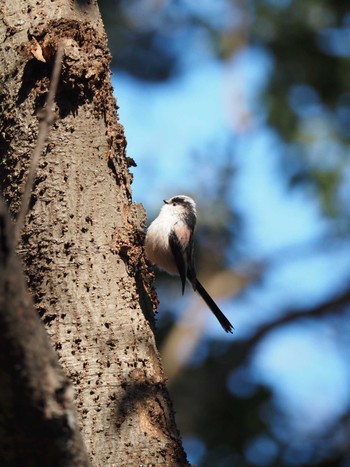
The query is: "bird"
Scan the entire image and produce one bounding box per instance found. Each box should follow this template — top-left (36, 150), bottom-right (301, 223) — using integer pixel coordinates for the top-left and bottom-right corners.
top-left (144, 195), bottom-right (234, 333)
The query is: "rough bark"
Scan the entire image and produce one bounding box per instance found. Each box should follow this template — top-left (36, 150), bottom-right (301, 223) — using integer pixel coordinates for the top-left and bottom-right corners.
top-left (0, 198), bottom-right (90, 467)
top-left (0, 1), bottom-right (188, 465)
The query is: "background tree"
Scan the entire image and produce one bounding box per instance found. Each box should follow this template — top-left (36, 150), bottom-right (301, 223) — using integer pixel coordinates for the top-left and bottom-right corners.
top-left (0, 1), bottom-right (188, 465)
top-left (98, 0), bottom-right (350, 465)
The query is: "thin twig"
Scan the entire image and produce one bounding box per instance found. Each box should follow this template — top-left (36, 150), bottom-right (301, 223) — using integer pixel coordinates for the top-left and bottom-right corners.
top-left (15, 42), bottom-right (65, 244)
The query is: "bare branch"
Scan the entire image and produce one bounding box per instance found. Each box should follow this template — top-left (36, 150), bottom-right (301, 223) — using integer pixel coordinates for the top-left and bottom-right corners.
top-left (235, 286), bottom-right (350, 368)
top-left (15, 42), bottom-right (65, 244)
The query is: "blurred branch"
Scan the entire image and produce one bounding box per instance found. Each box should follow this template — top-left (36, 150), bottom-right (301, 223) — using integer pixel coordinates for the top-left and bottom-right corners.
top-left (162, 234), bottom-right (350, 382)
top-left (161, 268), bottom-right (254, 383)
top-left (236, 285), bottom-right (350, 368)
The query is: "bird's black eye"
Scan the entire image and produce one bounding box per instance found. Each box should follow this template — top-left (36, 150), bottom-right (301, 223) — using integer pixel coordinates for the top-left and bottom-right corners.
top-left (172, 202), bottom-right (176, 206)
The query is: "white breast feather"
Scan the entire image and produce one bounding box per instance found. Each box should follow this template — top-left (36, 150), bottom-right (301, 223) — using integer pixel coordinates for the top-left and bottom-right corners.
top-left (145, 208), bottom-right (179, 274)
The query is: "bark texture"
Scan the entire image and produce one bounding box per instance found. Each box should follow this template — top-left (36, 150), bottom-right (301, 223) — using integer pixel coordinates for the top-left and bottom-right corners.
top-left (0, 199), bottom-right (90, 467)
top-left (0, 1), bottom-right (188, 465)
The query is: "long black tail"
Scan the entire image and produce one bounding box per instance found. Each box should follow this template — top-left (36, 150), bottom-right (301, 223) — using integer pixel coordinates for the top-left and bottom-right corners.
top-left (191, 277), bottom-right (234, 333)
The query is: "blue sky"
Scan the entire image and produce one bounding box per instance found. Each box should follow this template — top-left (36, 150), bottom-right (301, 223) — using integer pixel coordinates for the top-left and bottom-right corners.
top-left (111, 39), bottom-right (349, 458)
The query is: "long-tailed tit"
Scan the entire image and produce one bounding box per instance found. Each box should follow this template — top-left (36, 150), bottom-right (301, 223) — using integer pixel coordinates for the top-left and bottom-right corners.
top-left (145, 195), bottom-right (234, 333)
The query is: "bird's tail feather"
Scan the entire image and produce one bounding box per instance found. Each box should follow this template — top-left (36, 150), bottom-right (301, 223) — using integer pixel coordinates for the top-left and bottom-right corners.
top-left (191, 277), bottom-right (234, 333)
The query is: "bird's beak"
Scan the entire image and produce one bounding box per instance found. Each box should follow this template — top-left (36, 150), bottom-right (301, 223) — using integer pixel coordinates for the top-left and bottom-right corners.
top-left (163, 199), bottom-right (168, 204)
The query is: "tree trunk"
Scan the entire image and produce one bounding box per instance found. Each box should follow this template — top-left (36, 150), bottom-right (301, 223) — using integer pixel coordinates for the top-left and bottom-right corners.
top-left (0, 198), bottom-right (90, 467)
top-left (0, 1), bottom-right (188, 465)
